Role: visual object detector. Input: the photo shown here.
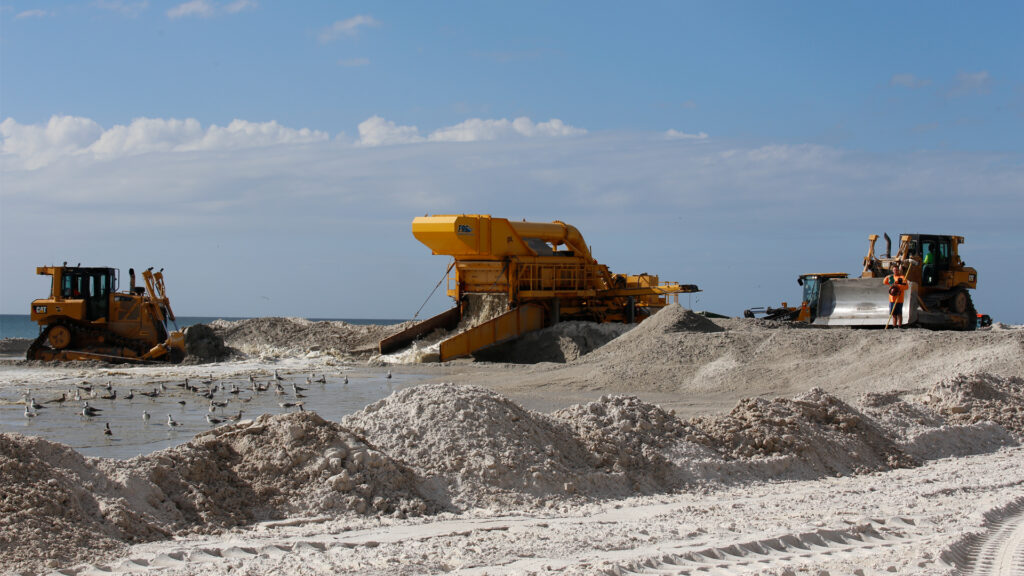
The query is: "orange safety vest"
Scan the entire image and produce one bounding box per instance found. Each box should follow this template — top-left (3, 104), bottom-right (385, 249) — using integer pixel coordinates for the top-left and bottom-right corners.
top-left (884, 274), bottom-right (907, 303)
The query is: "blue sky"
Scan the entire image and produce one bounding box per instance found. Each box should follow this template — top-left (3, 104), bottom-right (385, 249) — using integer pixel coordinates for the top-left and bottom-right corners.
top-left (1, 2), bottom-right (1022, 323)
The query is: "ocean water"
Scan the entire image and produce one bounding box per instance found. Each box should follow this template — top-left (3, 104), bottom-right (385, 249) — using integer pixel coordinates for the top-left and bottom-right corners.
top-left (0, 314), bottom-right (404, 340)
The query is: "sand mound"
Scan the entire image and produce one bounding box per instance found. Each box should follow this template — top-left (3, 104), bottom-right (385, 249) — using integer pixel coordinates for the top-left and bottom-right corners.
top-left (182, 323), bottom-right (231, 363)
top-left (344, 384), bottom-right (605, 507)
top-left (211, 317), bottom-right (409, 360)
top-left (921, 372), bottom-right (1024, 435)
top-left (688, 388), bottom-right (917, 477)
top-left (473, 321), bottom-right (631, 364)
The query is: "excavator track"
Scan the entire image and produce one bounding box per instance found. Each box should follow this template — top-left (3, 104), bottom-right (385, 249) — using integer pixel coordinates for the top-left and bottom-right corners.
top-left (26, 318), bottom-right (152, 363)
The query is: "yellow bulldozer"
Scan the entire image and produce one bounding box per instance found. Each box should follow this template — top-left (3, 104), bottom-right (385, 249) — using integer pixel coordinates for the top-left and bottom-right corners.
top-left (380, 215), bottom-right (699, 361)
top-left (27, 265), bottom-right (186, 362)
top-left (750, 234), bottom-right (982, 330)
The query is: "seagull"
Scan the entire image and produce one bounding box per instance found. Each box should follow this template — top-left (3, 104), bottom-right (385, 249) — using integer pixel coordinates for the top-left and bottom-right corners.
top-left (386, 370), bottom-right (392, 380)
top-left (343, 375), bottom-right (349, 385)
top-left (29, 398), bottom-right (45, 410)
top-left (293, 382), bottom-right (307, 392)
top-left (100, 389), bottom-right (117, 401)
top-left (82, 403), bottom-right (102, 417)
top-left (274, 369), bottom-right (284, 381)
top-left (104, 423), bottom-right (112, 436)
top-left (143, 410), bottom-right (151, 422)
top-left (210, 399), bottom-right (229, 408)
top-left (314, 374), bottom-right (326, 384)
top-left (227, 409), bottom-right (245, 421)
top-left (166, 414), bottom-right (180, 427)
top-left (125, 389), bottom-right (134, 400)
top-left (278, 401), bottom-right (304, 410)
top-left (229, 384), bottom-right (240, 395)
top-left (24, 406), bottom-right (37, 418)
top-left (44, 393), bottom-right (67, 405)
top-left (177, 400), bottom-right (186, 406)
top-left (206, 414), bottom-right (224, 425)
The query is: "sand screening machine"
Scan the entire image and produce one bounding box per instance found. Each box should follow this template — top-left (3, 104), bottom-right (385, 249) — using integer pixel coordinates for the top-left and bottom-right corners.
top-left (380, 215), bottom-right (699, 361)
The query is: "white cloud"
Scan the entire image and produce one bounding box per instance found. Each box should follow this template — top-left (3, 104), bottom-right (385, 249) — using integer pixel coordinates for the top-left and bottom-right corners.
top-left (15, 9), bottom-right (50, 19)
top-left (319, 15), bottom-right (378, 43)
top-left (665, 129), bottom-right (708, 140)
top-left (94, 0), bottom-right (148, 17)
top-left (0, 116), bottom-right (328, 168)
top-left (167, 0), bottom-right (214, 19)
top-left (338, 57), bottom-right (370, 68)
top-left (890, 73), bottom-right (930, 89)
top-left (951, 70), bottom-right (992, 97)
top-left (224, 0), bottom-right (256, 13)
top-left (356, 116), bottom-right (424, 147)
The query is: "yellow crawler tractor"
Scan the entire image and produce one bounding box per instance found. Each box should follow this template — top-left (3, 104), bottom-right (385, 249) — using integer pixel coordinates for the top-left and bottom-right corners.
top-left (28, 265), bottom-right (186, 363)
top-left (380, 215), bottom-right (699, 361)
top-left (811, 233), bottom-right (980, 330)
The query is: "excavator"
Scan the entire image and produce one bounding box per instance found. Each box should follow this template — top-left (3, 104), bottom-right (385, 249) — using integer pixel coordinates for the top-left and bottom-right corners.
top-left (749, 234), bottom-right (981, 330)
top-left (27, 265), bottom-right (186, 362)
top-left (380, 215), bottom-right (699, 361)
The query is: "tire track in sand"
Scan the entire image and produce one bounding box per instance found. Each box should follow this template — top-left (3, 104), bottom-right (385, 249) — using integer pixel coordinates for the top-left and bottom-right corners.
top-left (945, 498), bottom-right (1024, 576)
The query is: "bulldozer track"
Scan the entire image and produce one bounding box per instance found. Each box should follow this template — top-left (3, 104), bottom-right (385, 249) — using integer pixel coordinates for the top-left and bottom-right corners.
top-left (26, 317), bottom-right (150, 362)
top-left (945, 498), bottom-right (1024, 576)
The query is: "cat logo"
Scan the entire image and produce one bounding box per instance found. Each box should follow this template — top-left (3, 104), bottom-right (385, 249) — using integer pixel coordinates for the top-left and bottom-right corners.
top-left (457, 224), bottom-right (473, 235)
top-left (34, 305), bottom-right (47, 314)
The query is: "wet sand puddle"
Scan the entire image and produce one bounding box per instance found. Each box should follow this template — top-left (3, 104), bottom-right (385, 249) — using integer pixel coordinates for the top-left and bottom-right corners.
top-left (0, 369), bottom-right (424, 458)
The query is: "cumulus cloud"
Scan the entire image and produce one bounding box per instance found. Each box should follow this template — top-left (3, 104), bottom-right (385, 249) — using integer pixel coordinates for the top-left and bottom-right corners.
top-left (890, 73), bottom-right (930, 89)
top-left (0, 116), bottom-right (328, 168)
top-left (427, 117), bottom-right (585, 142)
top-left (319, 15), bottom-right (378, 43)
top-left (94, 0), bottom-right (149, 17)
top-left (951, 70), bottom-right (992, 97)
top-left (356, 116), bottom-right (424, 147)
top-left (15, 9), bottom-right (50, 19)
top-left (167, 0), bottom-right (213, 19)
top-left (338, 57), bottom-right (370, 67)
top-left (665, 129), bottom-right (708, 140)
top-left (224, 0), bottom-right (256, 13)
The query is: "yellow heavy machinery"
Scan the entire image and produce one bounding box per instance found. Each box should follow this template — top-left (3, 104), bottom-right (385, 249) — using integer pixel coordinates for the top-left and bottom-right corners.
top-left (379, 215), bottom-right (699, 361)
top-left (27, 265), bottom-right (186, 362)
top-left (802, 233), bottom-right (980, 330)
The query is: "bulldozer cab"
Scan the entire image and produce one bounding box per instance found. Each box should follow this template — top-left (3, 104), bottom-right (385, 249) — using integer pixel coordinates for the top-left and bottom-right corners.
top-left (906, 235), bottom-right (952, 287)
top-left (58, 267), bottom-right (116, 321)
top-left (797, 273), bottom-right (848, 320)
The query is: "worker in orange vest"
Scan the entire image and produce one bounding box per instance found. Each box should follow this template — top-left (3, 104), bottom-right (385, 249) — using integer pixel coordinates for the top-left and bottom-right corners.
top-left (884, 264), bottom-right (909, 328)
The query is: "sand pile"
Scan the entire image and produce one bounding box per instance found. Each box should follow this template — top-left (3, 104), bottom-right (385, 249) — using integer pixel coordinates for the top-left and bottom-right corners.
top-left (687, 388), bottom-right (918, 478)
top-left (182, 324), bottom-right (231, 363)
top-left (473, 321), bottom-right (631, 364)
top-left (921, 372), bottom-right (1024, 435)
top-left (210, 317), bottom-right (409, 360)
top-left (343, 384), bottom-right (603, 507)
top-left (0, 435), bottom-right (140, 570)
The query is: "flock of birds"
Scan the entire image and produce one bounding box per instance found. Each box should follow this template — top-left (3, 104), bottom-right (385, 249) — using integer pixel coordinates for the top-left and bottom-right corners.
top-left (18, 368), bottom-right (393, 438)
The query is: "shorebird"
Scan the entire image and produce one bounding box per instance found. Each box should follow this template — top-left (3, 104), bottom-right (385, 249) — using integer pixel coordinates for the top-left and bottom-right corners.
top-left (104, 381), bottom-right (113, 393)
top-left (24, 406), bottom-right (36, 418)
top-left (274, 383), bottom-right (285, 395)
top-left (166, 414), bottom-right (180, 427)
top-left (200, 374), bottom-right (214, 385)
top-left (293, 382), bottom-right (307, 392)
top-left (211, 399), bottom-right (229, 408)
top-left (314, 373), bottom-right (327, 384)
top-left (143, 410), bottom-right (151, 422)
top-left (177, 400), bottom-right (186, 406)
top-left (139, 388), bottom-right (160, 398)
top-left (278, 401), bottom-right (304, 410)
top-left (386, 370), bottom-right (392, 380)
top-left (29, 398), bottom-right (45, 410)
top-left (205, 414), bottom-right (224, 425)
top-left (227, 409), bottom-right (245, 421)
top-left (343, 375), bottom-right (349, 385)
top-left (82, 403), bottom-right (102, 417)
top-left (274, 369), bottom-right (285, 381)
top-left (100, 389), bottom-right (117, 401)
top-left (73, 389), bottom-right (82, 402)
top-left (77, 383), bottom-right (93, 393)
top-left (124, 389), bottom-right (134, 400)
top-left (104, 423), bottom-right (112, 436)
top-left (44, 393), bottom-right (67, 405)
top-left (229, 384), bottom-right (241, 395)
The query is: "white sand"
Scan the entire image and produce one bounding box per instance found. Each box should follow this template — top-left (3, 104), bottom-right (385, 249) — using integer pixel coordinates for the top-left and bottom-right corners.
top-left (2, 306), bottom-right (1024, 575)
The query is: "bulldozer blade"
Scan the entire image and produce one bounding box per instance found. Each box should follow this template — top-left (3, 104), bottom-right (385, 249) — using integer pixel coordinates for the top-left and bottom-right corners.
top-left (813, 277), bottom-right (917, 327)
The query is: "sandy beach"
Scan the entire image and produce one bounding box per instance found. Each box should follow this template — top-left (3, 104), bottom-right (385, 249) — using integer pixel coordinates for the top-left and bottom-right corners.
top-left (2, 305), bottom-right (1023, 575)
